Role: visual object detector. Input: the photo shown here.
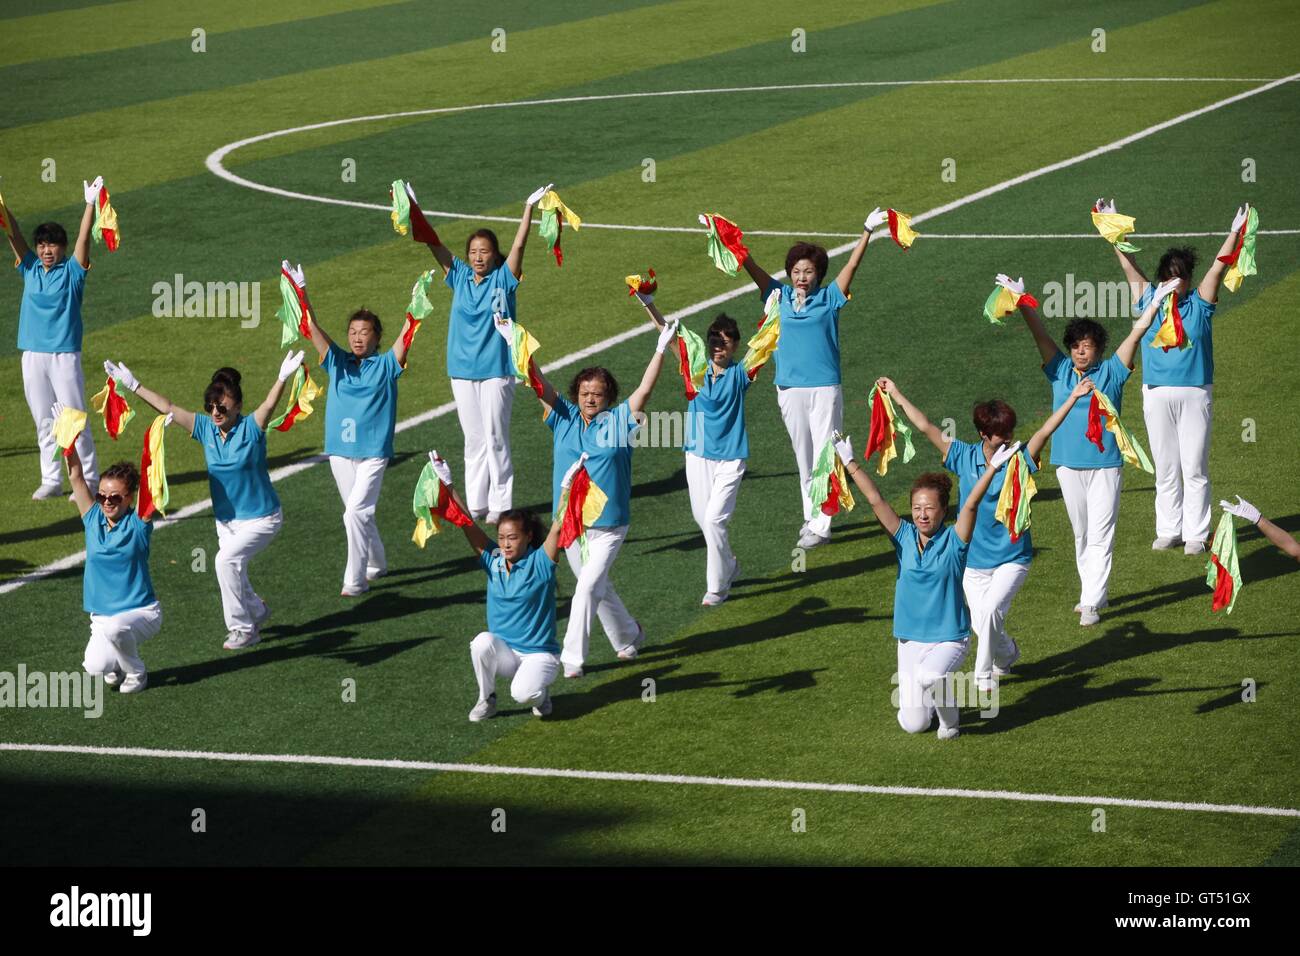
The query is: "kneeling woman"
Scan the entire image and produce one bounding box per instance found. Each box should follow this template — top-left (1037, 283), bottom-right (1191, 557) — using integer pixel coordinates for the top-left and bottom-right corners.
top-left (59, 404), bottom-right (161, 693)
top-left (835, 434), bottom-right (1015, 738)
top-left (428, 451), bottom-right (571, 721)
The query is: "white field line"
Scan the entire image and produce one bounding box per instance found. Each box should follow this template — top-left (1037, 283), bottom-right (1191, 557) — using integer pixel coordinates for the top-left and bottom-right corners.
top-left (5, 72), bottom-right (1295, 598)
top-left (1, 742), bottom-right (1296, 818)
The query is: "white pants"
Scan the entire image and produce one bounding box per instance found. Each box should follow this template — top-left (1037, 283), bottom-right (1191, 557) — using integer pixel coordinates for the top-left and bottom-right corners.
top-left (22, 350), bottom-right (98, 487)
top-left (896, 636), bottom-right (970, 735)
top-left (1142, 384), bottom-right (1212, 544)
top-left (84, 602), bottom-right (162, 678)
top-left (963, 564), bottom-right (1029, 680)
top-left (685, 453), bottom-right (746, 594)
top-left (470, 632), bottom-right (560, 706)
top-left (563, 525), bottom-right (639, 669)
top-left (1056, 466), bottom-right (1122, 609)
top-left (451, 376), bottom-right (514, 516)
top-left (214, 508), bottom-right (283, 634)
top-left (776, 385), bottom-right (842, 536)
top-left (329, 456), bottom-right (388, 590)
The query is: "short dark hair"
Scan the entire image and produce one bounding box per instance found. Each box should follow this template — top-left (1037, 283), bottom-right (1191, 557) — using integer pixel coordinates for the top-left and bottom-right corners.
top-left (911, 472), bottom-right (952, 511)
top-left (32, 222), bottom-right (68, 247)
top-left (972, 400), bottom-right (1017, 438)
top-left (785, 242), bottom-right (829, 286)
top-left (568, 367), bottom-right (619, 406)
top-left (100, 461), bottom-right (140, 495)
top-left (707, 313), bottom-right (741, 353)
top-left (1064, 318), bottom-right (1108, 354)
top-left (204, 367), bottom-right (243, 409)
top-left (1157, 246), bottom-right (1199, 282)
top-left (465, 229), bottom-right (503, 266)
top-left (496, 509), bottom-right (546, 547)
top-left (347, 308), bottom-right (382, 339)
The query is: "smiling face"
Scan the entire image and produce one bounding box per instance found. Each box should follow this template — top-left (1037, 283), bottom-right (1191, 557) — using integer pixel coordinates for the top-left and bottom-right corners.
top-left (1070, 337), bottom-right (1101, 372)
top-left (35, 239), bottom-right (65, 270)
top-left (347, 317), bottom-right (380, 358)
top-left (467, 236), bottom-right (498, 277)
top-left (576, 377), bottom-right (610, 421)
top-left (496, 517), bottom-right (532, 562)
top-left (789, 258), bottom-right (819, 295)
top-left (911, 488), bottom-right (946, 537)
top-left (206, 388), bottom-right (242, 431)
top-left (96, 476), bottom-right (134, 523)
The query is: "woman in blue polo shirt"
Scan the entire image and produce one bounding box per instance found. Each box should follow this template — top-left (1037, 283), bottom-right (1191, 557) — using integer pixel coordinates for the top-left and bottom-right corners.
top-left (834, 433), bottom-right (1015, 739)
top-left (509, 311), bottom-right (678, 677)
top-left (420, 182), bottom-right (554, 522)
top-left (1103, 201), bottom-right (1250, 555)
top-left (737, 205), bottom-right (888, 550)
top-left (292, 266), bottom-right (414, 597)
top-left (107, 352), bottom-right (304, 650)
top-left (1010, 274), bottom-right (1177, 626)
top-left (58, 408), bottom-right (160, 694)
top-left (425, 450), bottom-right (572, 721)
top-left (876, 375), bottom-right (1096, 694)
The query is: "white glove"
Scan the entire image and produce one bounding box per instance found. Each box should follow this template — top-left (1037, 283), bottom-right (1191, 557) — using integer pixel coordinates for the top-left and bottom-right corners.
top-left (561, 452), bottom-right (589, 491)
top-left (833, 432), bottom-right (855, 466)
top-left (493, 312), bottom-right (514, 344)
top-left (1220, 495), bottom-right (1261, 524)
top-left (51, 400), bottom-right (66, 421)
top-left (104, 359), bottom-right (140, 393)
top-left (655, 318), bottom-right (679, 354)
top-left (428, 450), bottom-right (453, 486)
top-left (281, 259), bottom-right (306, 290)
top-left (990, 441), bottom-right (1022, 471)
top-left (163, 412), bottom-right (174, 428)
top-left (864, 206), bottom-right (887, 231)
top-left (526, 182), bottom-right (554, 206)
top-left (1154, 278), bottom-right (1181, 303)
top-left (278, 350), bottom-right (305, 383)
top-left (83, 176), bottom-right (103, 205)
top-left (698, 213), bottom-right (710, 227)
top-left (1094, 198), bottom-right (1116, 214)
top-left (995, 274), bottom-right (1025, 296)
top-left (405, 182), bottom-right (419, 204)
top-left (1230, 204), bottom-right (1249, 233)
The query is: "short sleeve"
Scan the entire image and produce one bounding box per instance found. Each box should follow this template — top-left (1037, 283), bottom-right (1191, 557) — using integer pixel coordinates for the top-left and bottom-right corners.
top-left (1043, 351), bottom-right (1066, 382)
top-left (65, 256), bottom-right (87, 281)
top-left (1190, 290), bottom-right (1217, 320)
top-left (478, 548), bottom-right (497, 574)
top-left (1025, 451), bottom-right (1040, 475)
top-left (323, 342), bottom-right (350, 375)
top-left (544, 398), bottom-right (572, 432)
top-left (17, 250), bottom-right (37, 274)
top-left (496, 262), bottom-right (520, 293)
top-left (762, 278), bottom-right (783, 304)
top-left (824, 282), bottom-right (848, 310)
top-left (1106, 353), bottom-right (1132, 386)
top-left (891, 520), bottom-right (914, 548)
top-left (1133, 285), bottom-right (1155, 318)
top-left (942, 439), bottom-right (969, 475)
top-left (191, 415), bottom-right (211, 443)
top-left (445, 256), bottom-right (469, 291)
top-left (617, 401), bottom-right (639, 441)
top-left (81, 504), bottom-right (99, 529)
top-left (385, 349), bottom-right (403, 380)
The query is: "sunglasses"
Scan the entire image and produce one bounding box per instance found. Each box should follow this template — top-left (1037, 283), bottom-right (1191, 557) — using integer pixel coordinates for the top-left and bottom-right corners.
top-left (205, 402), bottom-right (229, 415)
top-left (95, 492), bottom-right (126, 506)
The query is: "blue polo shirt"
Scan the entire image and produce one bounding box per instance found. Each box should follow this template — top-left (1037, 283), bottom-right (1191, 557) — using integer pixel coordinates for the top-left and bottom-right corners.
top-left (762, 278), bottom-right (847, 388)
top-left (446, 256), bottom-right (516, 380)
top-left (546, 398), bottom-right (637, 528)
top-left (192, 414), bottom-right (280, 521)
top-left (480, 544), bottom-right (560, 655)
top-left (83, 504), bottom-right (156, 616)
top-left (1043, 352), bottom-right (1130, 469)
top-left (322, 343), bottom-right (402, 460)
top-left (1134, 285), bottom-right (1216, 387)
top-left (16, 251), bottom-right (85, 353)
top-left (944, 440), bottom-right (1038, 570)
top-left (684, 361), bottom-right (750, 461)
top-left (891, 521), bottom-right (970, 643)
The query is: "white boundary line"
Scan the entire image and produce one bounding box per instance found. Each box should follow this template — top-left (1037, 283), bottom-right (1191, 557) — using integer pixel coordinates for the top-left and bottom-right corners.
top-left (1, 742), bottom-right (1296, 818)
top-left (6, 71), bottom-right (1297, 598)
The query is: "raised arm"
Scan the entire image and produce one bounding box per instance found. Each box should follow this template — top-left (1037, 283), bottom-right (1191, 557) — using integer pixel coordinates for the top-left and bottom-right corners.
top-left (506, 182), bottom-right (552, 279)
top-left (876, 376), bottom-right (949, 457)
top-left (428, 452), bottom-right (492, 556)
top-left (835, 206), bottom-right (887, 296)
top-left (1116, 278), bottom-right (1178, 367)
top-left (1096, 199), bottom-right (1150, 303)
top-left (2, 196), bottom-right (31, 263)
top-left (1198, 205), bottom-right (1249, 305)
top-left (253, 351), bottom-right (305, 430)
top-left (1025, 377), bottom-right (1092, 460)
top-left (708, 213), bottom-right (772, 294)
top-left (833, 433), bottom-right (900, 537)
top-left (57, 405), bottom-right (94, 517)
top-left (627, 318), bottom-right (677, 416)
top-left (284, 262), bottom-right (332, 363)
top-left (1221, 495), bottom-right (1300, 563)
top-left (106, 360), bottom-right (196, 434)
top-left (494, 314), bottom-right (559, 416)
top-left (1003, 275), bottom-right (1058, 366)
top-left (954, 442), bottom-right (1017, 543)
top-left (633, 287), bottom-right (668, 330)
top-left (73, 177), bottom-right (99, 269)
top-left (391, 313), bottom-right (416, 368)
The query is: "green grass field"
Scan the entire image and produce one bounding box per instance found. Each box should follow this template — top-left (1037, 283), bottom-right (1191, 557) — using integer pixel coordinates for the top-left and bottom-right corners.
top-left (1, 0), bottom-right (1298, 866)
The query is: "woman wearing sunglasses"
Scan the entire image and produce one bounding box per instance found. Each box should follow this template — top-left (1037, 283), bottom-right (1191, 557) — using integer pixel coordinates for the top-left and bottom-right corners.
top-left (57, 401), bottom-right (161, 693)
top-left (104, 352), bottom-right (304, 650)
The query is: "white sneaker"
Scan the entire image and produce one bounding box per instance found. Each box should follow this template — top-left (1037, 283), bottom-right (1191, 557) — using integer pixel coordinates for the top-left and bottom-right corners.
top-left (1184, 540), bottom-right (1206, 556)
top-left (564, 667), bottom-right (584, 679)
top-left (993, 638), bottom-right (1021, 676)
top-left (364, 566), bottom-right (386, 582)
top-left (120, 672), bottom-right (148, 694)
top-left (797, 530), bottom-right (831, 549)
top-left (469, 694), bottom-right (497, 722)
top-left (532, 692), bottom-right (552, 718)
top-left (103, 669), bottom-right (123, 688)
top-left (701, 591), bottom-right (728, 607)
top-left (32, 483), bottom-right (63, 500)
top-left (1079, 606), bottom-right (1100, 626)
top-left (340, 584), bottom-right (370, 597)
top-left (223, 629), bottom-right (261, 650)
top-left (485, 512), bottom-right (502, 525)
top-left (976, 676), bottom-right (997, 694)
top-left (1152, 536), bottom-right (1182, 550)
top-left (617, 624), bottom-right (646, 661)
top-left (937, 725), bottom-right (960, 740)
